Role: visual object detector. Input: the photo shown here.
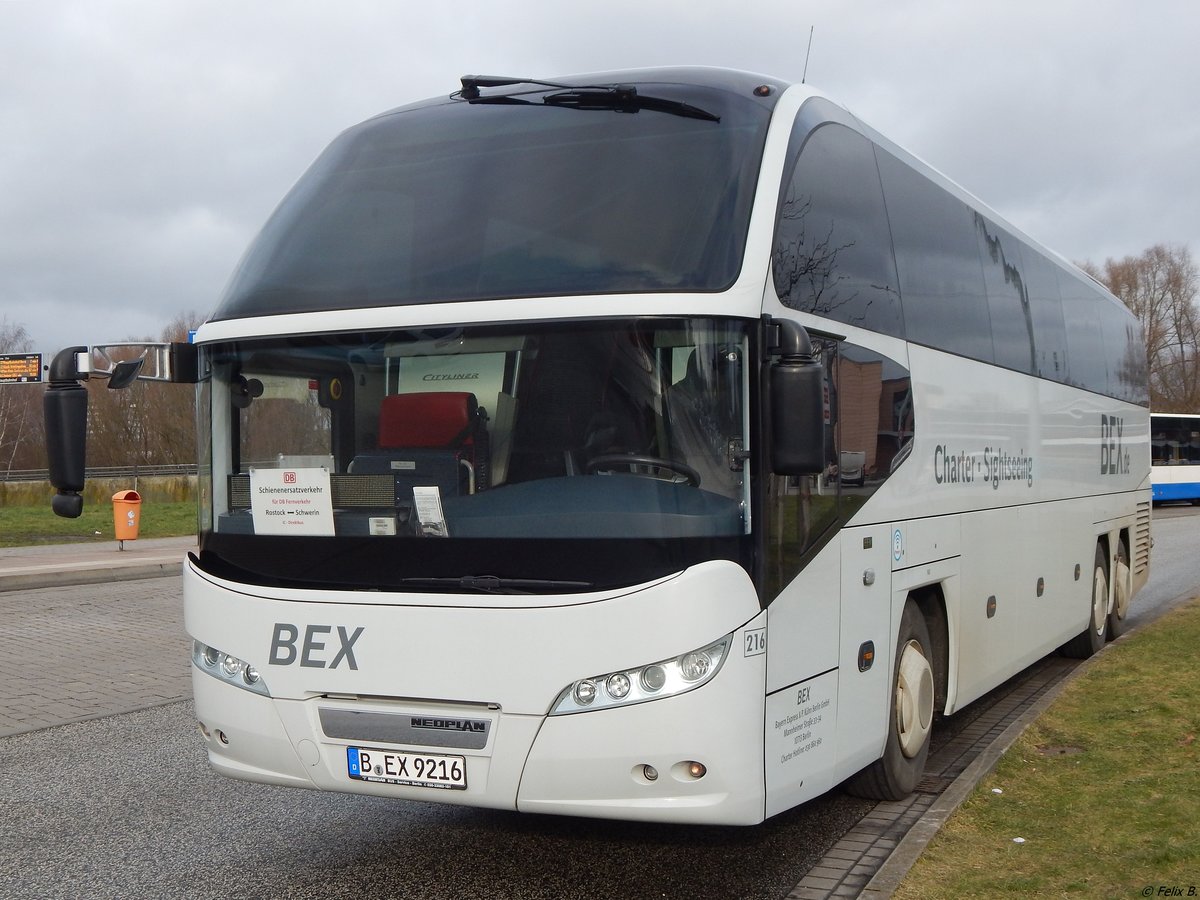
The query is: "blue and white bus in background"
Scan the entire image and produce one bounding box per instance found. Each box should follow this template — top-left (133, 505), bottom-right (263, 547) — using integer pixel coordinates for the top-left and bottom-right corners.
top-left (1150, 412), bottom-right (1200, 503)
top-left (44, 68), bottom-right (1150, 825)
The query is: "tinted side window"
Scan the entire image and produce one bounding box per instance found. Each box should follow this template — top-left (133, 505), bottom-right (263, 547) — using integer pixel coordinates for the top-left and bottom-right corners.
top-left (773, 124), bottom-right (903, 337)
top-left (1100, 297), bottom-right (1150, 404)
top-left (976, 216), bottom-right (1035, 374)
top-left (876, 151), bottom-right (992, 362)
top-left (1019, 246), bottom-right (1069, 382)
top-left (1059, 268), bottom-right (1108, 393)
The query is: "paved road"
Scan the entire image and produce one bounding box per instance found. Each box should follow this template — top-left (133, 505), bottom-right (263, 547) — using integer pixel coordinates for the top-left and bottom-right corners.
top-left (0, 514), bottom-right (1196, 899)
top-left (1, 698), bottom-right (871, 900)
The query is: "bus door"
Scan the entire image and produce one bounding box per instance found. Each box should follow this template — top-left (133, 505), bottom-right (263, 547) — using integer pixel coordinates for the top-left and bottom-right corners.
top-left (835, 522), bottom-right (895, 776)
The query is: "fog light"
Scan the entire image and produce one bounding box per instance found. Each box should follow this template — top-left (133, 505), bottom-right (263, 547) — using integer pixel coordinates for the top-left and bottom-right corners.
top-left (643, 764), bottom-right (658, 782)
top-left (687, 761), bottom-right (707, 779)
top-left (679, 651), bottom-right (711, 682)
top-left (573, 680), bottom-right (597, 705)
top-left (640, 665), bottom-right (667, 693)
top-left (606, 673), bottom-right (631, 699)
top-left (216, 730), bottom-right (229, 745)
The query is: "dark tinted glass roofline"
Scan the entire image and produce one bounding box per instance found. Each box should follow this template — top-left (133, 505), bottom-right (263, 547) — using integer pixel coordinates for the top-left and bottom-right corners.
top-left (212, 70), bottom-right (776, 323)
top-left (792, 95), bottom-right (1134, 319)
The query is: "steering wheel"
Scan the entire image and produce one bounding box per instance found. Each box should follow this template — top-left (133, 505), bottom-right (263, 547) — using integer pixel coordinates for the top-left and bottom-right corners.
top-left (584, 454), bottom-right (702, 487)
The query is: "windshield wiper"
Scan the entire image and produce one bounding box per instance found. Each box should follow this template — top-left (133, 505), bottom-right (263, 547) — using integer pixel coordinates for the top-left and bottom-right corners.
top-left (542, 86), bottom-right (720, 122)
top-left (401, 575), bottom-right (593, 595)
top-left (455, 76), bottom-right (719, 122)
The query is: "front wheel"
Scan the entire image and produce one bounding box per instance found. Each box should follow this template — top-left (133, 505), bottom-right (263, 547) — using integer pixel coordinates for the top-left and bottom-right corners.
top-left (1060, 543), bottom-right (1109, 658)
top-left (845, 600), bottom-right (935, 800)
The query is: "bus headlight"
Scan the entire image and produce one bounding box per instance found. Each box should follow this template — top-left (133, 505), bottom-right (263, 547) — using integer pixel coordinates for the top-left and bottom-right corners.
top-left (192, 641), bottom-right (270, 696)
top-left (550, 636), bottom-right (730, 715)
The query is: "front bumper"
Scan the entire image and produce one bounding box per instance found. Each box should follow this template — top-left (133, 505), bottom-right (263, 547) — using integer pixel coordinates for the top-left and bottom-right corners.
top-left (192, 633), bottom-right (766, 825)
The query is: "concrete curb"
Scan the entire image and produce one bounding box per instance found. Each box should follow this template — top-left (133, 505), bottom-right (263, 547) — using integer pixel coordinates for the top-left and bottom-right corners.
top-left (0, 537), bottom-right (195, 593)
top-left (860, 668), bottom-right (1073, 897)
top-left (0, 559), bottom-right (184, 593)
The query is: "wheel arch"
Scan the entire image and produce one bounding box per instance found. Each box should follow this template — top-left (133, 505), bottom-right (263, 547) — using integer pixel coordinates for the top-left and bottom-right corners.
top-left (909, 583), bottom-right (950, 716)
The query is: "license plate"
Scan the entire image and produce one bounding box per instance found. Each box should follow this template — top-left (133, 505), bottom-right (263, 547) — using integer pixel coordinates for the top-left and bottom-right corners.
top-left (346, 746), bottom-right (467, 790)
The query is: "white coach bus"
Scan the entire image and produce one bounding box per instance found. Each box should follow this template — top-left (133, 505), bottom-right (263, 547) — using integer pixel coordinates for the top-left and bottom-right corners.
top-left (44, 68), bottom-right (1150, 825)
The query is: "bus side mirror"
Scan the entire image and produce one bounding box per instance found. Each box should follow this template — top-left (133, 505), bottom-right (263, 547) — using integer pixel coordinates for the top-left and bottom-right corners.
top-left (107, 357), bottom-right (145, 389)
top-left (43, 347), bottom-right (90, 518)
top-left (769, 321), bottom-right (825, 475)
top-left (41, 340), bottom-right (201, 519)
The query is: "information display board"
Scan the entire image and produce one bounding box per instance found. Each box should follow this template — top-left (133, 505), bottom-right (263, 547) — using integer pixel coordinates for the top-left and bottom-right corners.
top-left (0, 353), bottom-right (42, 384)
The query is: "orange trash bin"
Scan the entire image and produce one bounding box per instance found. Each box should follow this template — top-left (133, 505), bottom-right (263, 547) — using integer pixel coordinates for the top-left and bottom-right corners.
top-left (112, 490), bottom-right (142, 549)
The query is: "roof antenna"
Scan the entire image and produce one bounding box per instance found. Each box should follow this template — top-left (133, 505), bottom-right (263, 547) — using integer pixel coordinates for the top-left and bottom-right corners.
top-left (801, 27), bottom-right (815, 84)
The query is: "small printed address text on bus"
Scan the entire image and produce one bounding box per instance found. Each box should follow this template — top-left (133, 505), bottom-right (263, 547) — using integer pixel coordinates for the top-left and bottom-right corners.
top-left (933, 445), bottom-right (1034, 489)
top-left (777, 688), bottom-right (832, 765)
top-left (767, 670), bottom-right (837, 777)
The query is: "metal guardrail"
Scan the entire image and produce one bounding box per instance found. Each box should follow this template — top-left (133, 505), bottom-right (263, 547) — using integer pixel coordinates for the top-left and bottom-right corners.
top-left (1, 464), bottom-right (199, 483)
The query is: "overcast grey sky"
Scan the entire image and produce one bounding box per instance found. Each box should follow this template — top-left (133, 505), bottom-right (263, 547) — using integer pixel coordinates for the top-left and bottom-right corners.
top-left (2, 0), bottom-right (1197, 356)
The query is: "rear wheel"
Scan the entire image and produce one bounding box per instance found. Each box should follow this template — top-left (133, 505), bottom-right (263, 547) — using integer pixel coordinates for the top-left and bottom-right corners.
top-left (1106, 539), bottom-right (1132, 640)
top-left (846, 600), bottom-right (935, 800)
top-left (1061, 543), bottom-right (1109, 658)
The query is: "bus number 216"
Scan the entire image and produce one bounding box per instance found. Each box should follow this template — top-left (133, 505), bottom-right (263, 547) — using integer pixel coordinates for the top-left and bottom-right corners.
top-left (744, 628), bottom-right (766, 656)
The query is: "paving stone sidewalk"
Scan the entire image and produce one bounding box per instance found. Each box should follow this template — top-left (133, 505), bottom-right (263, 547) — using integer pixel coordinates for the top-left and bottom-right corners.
top-left (0, 571), bottom-right (191, 736)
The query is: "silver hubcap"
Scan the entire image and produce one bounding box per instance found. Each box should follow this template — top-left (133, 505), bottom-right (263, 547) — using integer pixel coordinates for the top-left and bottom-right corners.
top-left (896, 639), bottom-right (934, 759)
top-left (1092, 562), bottom-right (1109, 635)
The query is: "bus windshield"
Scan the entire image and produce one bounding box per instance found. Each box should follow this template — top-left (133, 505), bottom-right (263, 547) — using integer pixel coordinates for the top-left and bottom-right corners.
top-left (196, 318), bottom-right (754, 592)
top-left (210, 83), bottom-right (771, 321)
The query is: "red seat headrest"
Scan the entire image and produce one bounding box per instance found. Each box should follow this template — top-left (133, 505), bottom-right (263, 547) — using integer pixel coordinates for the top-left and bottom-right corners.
top-left (378, 392), bottom-right (477, 449)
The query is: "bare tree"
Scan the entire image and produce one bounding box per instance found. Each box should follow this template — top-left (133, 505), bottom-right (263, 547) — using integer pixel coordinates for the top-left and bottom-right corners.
top-left (1081, 244), bottom-right (1199, 410)
top-left (140, 312), bottom-right (203, 463)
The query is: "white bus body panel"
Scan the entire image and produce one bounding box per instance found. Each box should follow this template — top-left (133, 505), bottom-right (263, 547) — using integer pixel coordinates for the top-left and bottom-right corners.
top-left (758, 300), bottom-right (1150, 805)
top-left (186, 558), bottom-right (769, 825)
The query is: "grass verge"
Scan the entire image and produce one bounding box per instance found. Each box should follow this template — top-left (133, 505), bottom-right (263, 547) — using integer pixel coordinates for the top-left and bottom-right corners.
top-left (0, 501), bottom-right (196, 547)
top-left (894, 598), bottom-right (1200, 898)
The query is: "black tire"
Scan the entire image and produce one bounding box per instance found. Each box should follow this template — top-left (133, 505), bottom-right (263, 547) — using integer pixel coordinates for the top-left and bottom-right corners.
top-left (845, 600), bottom-right (936, 800)
top-left (1060, 543), bottom-right (1109, 658)
top-left (1106, 539), bottom-right (1132, 640)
